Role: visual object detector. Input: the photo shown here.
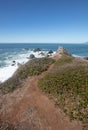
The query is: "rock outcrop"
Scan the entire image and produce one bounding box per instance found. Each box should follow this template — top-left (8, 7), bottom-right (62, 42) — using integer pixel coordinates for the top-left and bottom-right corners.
top-left (34, 48), bottom-right (41, 52)
top-left (30, 54), bottom-right (35, 59)
top-left (57, 46), bottom-right (71, 56)
top-left (52, 46), bottom-right (72, 60)
top-left (39, 52), bottom-right (45, 56)
top-left (84, 57), bottom-right (88, 60)
top-left (48, 50), bottom-right (53, 54)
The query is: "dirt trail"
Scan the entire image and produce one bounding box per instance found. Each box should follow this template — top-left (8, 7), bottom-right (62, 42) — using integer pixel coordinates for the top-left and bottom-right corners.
top-left (0, 68), bottom-right (82, 130)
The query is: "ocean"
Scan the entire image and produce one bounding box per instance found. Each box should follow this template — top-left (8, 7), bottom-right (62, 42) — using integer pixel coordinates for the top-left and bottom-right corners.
top-left (0, 43), bottom-right (88, 82)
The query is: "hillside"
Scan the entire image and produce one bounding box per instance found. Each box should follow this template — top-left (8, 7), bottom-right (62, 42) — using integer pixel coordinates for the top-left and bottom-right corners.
top-left (39, 55), bottom-right (88, 130)
top-left (0, 47), bottom-right (88, 130)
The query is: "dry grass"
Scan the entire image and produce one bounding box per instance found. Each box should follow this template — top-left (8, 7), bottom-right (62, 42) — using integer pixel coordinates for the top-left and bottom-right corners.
top-left (39, 56), bottom-right (88, 129)
top-left (0, 57), bottom-right (55, 94)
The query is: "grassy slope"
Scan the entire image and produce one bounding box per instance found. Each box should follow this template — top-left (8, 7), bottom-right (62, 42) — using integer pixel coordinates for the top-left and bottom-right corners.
top-left (39, 56), bottom-right (88, 129)
top-left (0, 57), bottom-right (55, 94)
top-left (0, 55), bottom-right (88, 129)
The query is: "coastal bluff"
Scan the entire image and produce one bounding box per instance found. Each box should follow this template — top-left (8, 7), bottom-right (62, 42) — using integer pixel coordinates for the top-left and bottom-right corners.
top-left (0, 47), bottom-right (87, 130)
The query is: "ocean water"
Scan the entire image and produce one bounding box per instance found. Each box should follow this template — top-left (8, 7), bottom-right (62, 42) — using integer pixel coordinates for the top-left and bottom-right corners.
top-left (0, 43), bottom-right (88, 82)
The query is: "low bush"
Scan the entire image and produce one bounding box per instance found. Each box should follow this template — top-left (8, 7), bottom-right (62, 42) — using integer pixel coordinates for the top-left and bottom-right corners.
top-left (0, 57), bottom-right (55, 94)
top-left (39, 56), bottom-right (88, 129)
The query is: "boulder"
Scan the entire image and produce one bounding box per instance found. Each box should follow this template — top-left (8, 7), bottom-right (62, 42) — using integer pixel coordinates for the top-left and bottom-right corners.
top-left (12, 61), bottom-right (16, 66)
top-left (30, 54), bottom-right (35, 59)
top-left (84, 57), bottom-right (88, 60)
top-left (34, 48), bottom-right (41, 52)
top-left (11, 64), bottom-right (15, 66)
top-left (48, 50), bottom-right (53, 54)
top-left (39, 52), bottom-right (45, 56)
top-left (24, 48), bottom-right (29, 50)
top-left (12, 61), bottom-right (16, 63)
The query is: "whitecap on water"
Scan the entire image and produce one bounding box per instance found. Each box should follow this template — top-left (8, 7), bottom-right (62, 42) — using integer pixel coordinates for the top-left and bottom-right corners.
top-left (0, 50), bottom-right (48, 82)
top-left (0, 65), bottom-right (18, 82)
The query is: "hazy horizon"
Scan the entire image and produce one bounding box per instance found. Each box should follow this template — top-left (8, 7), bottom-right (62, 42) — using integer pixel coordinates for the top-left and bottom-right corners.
top-left (0, 42), bottom-right (86, 44)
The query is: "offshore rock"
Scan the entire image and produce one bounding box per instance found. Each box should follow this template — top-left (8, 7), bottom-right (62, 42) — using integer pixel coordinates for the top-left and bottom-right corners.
top-left (30, 54), bottom-right (35, 59)
top-left (34, 48), bottom-right (41, 52)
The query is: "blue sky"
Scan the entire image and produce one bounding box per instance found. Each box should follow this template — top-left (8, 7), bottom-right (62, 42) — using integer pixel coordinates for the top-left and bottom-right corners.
top-left (0, 0), bottom-right (88, 43)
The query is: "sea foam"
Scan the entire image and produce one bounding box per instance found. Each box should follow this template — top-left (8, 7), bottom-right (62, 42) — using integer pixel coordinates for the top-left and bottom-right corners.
top-left (0, 51), bottom-right (47, 82)
top-left (72, 54), bottom-right (84, 58)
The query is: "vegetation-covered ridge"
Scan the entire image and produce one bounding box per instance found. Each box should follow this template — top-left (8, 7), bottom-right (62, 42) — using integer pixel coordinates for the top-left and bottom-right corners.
top-left (0, 57), bottom-right (55, 94)
top-left (39, 56), bottom-right (88, 130)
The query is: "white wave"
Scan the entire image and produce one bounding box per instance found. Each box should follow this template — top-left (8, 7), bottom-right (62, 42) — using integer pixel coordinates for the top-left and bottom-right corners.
top-left (72, 54), bottom-right (84, 58)
top-left (0, 50), bottom-right (52, 82)
top-left (0, 65), bottom-right (18, 82)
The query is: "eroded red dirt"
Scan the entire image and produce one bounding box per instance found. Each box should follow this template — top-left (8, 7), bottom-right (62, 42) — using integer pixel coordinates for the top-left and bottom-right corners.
top-left (0, 72), bottom-right (82, 130)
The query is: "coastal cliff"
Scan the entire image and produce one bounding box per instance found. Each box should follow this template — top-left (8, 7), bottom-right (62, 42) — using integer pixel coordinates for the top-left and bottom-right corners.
top-left (0, 47), bottom-right (88, 130)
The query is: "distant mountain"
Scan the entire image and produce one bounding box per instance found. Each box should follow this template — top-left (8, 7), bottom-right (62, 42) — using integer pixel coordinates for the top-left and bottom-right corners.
top-left (85, 42), bottom-right (88, 44)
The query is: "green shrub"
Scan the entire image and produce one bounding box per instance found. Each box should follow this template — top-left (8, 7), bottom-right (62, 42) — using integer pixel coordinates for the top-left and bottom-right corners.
top-left (39, 56), bottom-right (88, 129)
top-left (0, 57), bottom-right (55, 94)
top-left (55, 55), bottom-right (74, 66)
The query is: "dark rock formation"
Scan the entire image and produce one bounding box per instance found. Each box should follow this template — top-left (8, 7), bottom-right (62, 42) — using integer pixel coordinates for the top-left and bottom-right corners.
top-left (11, 64), bottom-right (15, 66)
top-left (48, 50), bottom-right (53, 54)
top-left (34, 48), bottom-right (41, 52)
top-left (30, 54), bottom-right (35, 59)
top-left (39, 52), bottom-right (45, 56)
top-left (12, 61), bottom-right (16, 66)
top-left (24, 48), bottom-right (29, 50)
top-left (13, 61), bottom-right (16, 63)
top-left (84, 57), bottom-right (88, 60)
